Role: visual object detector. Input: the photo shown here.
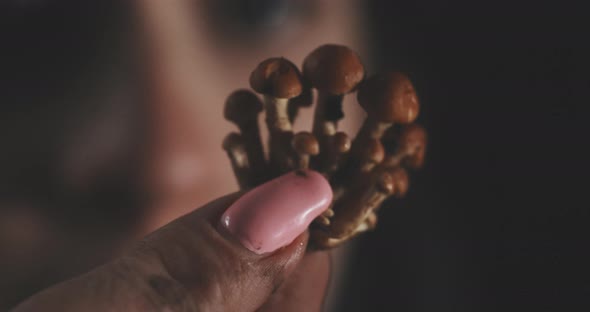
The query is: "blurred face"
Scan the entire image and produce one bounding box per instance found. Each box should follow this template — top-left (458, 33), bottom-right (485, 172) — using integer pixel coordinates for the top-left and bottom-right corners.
top-left (137, 0), bottom-right (367, 227)
top-left (0, 0), bottom-right (367, 308)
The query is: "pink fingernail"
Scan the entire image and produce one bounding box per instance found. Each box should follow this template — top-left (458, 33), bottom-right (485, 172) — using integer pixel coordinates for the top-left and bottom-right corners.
top-left (221, 170), bottom-right (332, 254)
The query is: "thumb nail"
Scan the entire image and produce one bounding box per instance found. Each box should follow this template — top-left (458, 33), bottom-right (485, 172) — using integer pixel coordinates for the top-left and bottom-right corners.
top-left (221, 170), bottom-right (332, 254)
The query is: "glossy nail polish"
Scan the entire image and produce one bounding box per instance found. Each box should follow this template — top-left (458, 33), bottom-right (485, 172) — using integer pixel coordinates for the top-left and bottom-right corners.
top-left (221, 170), bottom-right (332, 254)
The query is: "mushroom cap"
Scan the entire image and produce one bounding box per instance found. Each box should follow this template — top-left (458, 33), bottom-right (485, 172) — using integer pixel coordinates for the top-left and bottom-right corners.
top-left (398, 124), bottom-right (427, 168)
top-left (376, 171), bottom-right (395, 195)
top-left (292, 132), bottom-right (319, 156)
top-left (357, 72), bottom-right (420, 123)
top-left (224, 90), bottom-right (263, 124)
top-left (389, 167), bottom-right (409, 197)
top-left (222, 132), bottom-right (244, 151)
top-left (302, 44), bottom-right (364, 95)
top-left (250, 57), bottom-right (303, 99)
top-left (333, 132), bottom-right (351, 153)
top-left (362, 139), bottom-right (385, 164)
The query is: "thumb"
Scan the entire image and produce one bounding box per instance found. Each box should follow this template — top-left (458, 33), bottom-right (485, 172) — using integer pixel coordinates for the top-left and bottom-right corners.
top-left (13, 170), bottom-right (332, 312)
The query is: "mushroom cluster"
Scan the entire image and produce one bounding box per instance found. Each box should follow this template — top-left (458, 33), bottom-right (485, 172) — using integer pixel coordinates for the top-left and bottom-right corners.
top-left (223, 44), bottom-right (427, 249)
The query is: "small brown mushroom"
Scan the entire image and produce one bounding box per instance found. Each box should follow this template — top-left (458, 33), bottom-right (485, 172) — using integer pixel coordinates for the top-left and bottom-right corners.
top-left (311, 168), bottom-right (396, 249)
top-left (224, 90), bottom-right (266, 184)
top-left (292, 131), bottom-right (334, 226)
top-left (292, 132), bottom-right (319, 170)
top-left (346, 72), bottom-right (419, 174)
top-left (303, 44), bottom-right (364, 171)
top-left (357, 72), bottom-right (419, 126)
top-left (361, 166), bottom-right (409, 231)
top-left (381, 124), bottom-right (427, 169)
top-left (358, 138), bottom-right (385, 173)
top-left (312, 165), bottom-right (410, 249)
top-left (222, 132), bottom-right (251, 189)
top-left (389, 166), bottom-right (409, 198)
top-left (333, 131), bottom-right (352, 154)
top-left (250, 57), bottom-right (303, 173)
top-left (250, 57), bottom-right (303, 131)
top-left (324, 131), bottom-right (351, 175)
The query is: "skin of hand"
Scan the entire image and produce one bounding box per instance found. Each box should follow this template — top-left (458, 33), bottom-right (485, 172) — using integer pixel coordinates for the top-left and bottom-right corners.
top-left (12, 192), bottom-right (331, 312)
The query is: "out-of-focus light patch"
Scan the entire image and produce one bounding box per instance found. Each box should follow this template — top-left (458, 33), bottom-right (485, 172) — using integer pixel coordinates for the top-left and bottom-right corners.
top-left (0, 205), bottom-right (50, 258)
top-left (165, 152), bottom-right (206, 192)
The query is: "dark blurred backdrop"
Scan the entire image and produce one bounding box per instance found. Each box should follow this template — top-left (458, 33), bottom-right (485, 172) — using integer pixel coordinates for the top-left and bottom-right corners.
top-left (336, 1), bottom-right (590, 311)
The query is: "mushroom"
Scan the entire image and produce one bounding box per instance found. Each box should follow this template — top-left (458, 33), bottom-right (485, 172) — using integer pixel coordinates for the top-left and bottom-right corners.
top-left (221, 44), bottom-right (429, 250)
top-left (222, 132), bottom-right (251, 189)
top-left (324, 131), bottom-right (351, 175)
top-left (250, 57), bottom-right (303, 173)
top-left (291, 131), bottom-right (337, 227)
top-left (292, 131), bottom-right (319, 170)
top-left (358, 138), bottom-right (385, 173)
top-left (388, 166), bottom-right (410, 198)
top-left (224, 89), bottom-right (266, 184)
top-left (381, 124), bottom-right (427, 169)
top-left (303, 44), bottom-right (364, 171)
top-left (311, 167), bottom-right (399, 249)
top-left (359, 166), bottom-right (409, 231)
top-left (347, 72), bottom-right (419, 174)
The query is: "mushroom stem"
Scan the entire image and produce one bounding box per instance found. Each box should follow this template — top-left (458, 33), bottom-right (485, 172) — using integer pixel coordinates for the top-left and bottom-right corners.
top-left (359, 139), bottom-right (385, 173)
top-left (293, 145), bottom-right (311, 170)
top-left (312, 170), bottom-right (395, 249)
top-left (381, 151), bottom-right (407, 168)
top-left (250, 57), bottom-right (303, 174)
top-left (224, 90), bottom-right (267, 185)
top-left (238, 122), bottom-right (266, 184)
top-left (264, 96), bottom-right (295, 173)
top-left (354, 119), bottom-right (392, 150)
top-left (312, 93), bottom-right (343, 136)
top-left (324, 132), bottom-right (351, 175)
top-left (344, 118), bottom-right (392, 176)
top-left (292, 131), bottom-right (319, 171)
top-left (264, 96), bottom-right (292, 132)
top-left (222, 133), bottom-right (251, 190)
top-left (311, 92), bottom-right (344, 171)
top-left (357, 120), bottom-right (391, 165)
top-left (297, 154), bottom-right (310, 170)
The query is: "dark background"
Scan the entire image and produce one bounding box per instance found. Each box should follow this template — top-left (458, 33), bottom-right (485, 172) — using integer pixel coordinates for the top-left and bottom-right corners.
top-left (336, 1), bottom-right (590, 311)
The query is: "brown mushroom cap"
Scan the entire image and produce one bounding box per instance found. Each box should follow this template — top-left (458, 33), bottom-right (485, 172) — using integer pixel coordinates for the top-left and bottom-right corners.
top-left (222, 132), bottom-right (244, 151)
top-left (376, 171), bottom-right (395, 195)
top-left (389, 167), bottom-right (409, 197)
top-left (398, 124), bottom-right (427, 168)
top-left (357, 72), bottom-right (420, 123)
top-left (292, 132), bottom-right (319, 156)
top-left (333, 132), bottom-right (351, 153)
top-left (249, 57), bottom-right (303, 99)
top-left (224, 89), bottom-right (263, 124)
top-left (362, 139), bottom-right (385, 164)
top-left (302, 44), bottom-right (364, 95)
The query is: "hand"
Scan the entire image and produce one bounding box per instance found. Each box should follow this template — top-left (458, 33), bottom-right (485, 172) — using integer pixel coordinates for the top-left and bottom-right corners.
top-left (13, 171), bottom-right (333, 312)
